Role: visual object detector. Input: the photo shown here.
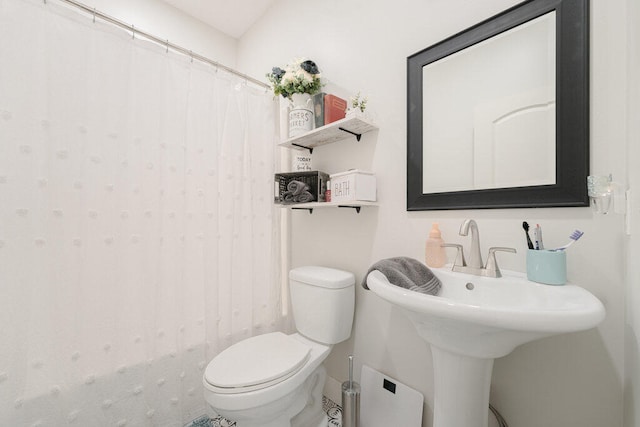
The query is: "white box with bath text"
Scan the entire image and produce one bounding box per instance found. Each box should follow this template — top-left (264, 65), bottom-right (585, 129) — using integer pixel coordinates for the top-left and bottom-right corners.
top-left (329, 170), bottom-right (376, 202)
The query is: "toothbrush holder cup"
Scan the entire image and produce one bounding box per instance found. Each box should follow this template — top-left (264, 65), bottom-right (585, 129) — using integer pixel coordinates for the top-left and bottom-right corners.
top-left (587, 175), bottom-right (613, 214)
top-left (526, 249), bottom-right (566, 286)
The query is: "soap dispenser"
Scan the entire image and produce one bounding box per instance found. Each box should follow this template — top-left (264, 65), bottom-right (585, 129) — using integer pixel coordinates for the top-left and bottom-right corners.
top-left (425, 222), bottom-right (446, 268)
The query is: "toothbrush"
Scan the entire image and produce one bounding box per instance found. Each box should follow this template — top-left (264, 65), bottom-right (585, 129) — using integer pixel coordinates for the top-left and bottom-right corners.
top-left (522, 221), bottom-right (534, 249)
top-left (535, 224), bottom-right (544, 250)
top-left (552, 230), bottom-right (584, 251)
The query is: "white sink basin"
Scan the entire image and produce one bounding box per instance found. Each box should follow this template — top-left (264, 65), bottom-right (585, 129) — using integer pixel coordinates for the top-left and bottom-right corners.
top-left (366, 267), bottom-right (605, 427)
top-left (367, 268), bottom-right (605, 358)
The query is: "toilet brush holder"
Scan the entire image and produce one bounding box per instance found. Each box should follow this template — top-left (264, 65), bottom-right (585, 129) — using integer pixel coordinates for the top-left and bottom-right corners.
top-left (341, 355), bottom-right (360, 427)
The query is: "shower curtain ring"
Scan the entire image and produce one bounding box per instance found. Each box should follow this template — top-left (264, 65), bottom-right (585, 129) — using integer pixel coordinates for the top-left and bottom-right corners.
top-left (190, 50), bottom-right (193, 63)
top-left (131, 24), bottom-right (135, 39)
top-left (93, 8), bottom-right (96, 23)
top-left (166, 40), bottom-right (169, 53)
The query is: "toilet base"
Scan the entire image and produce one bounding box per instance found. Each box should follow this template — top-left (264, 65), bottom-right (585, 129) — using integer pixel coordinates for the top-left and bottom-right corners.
top-left (297, 413), bottom-right (328, 427)
top-left (291, 365), bottom-right (326, 427)
top-left (211, 365), bottom-right (327, 427)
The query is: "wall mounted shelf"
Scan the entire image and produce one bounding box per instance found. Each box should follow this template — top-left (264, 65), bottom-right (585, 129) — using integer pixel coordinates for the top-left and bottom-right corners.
top-left (282, 201), bottom-right (378, 214)
top-left (279, 116), bottom-right (377, 154)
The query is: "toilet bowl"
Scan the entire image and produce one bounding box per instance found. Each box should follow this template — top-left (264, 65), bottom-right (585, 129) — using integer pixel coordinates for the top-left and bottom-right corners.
top-left (203, 332), bottom-right (330, 427)
top-left (203, 266), bottom-right (355, 427)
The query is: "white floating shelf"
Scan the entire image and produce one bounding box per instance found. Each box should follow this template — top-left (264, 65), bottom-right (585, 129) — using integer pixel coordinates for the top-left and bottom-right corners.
top-left (279, 116), bottom-right (378, 152)
top-left (280, 201), bottom-right (378, 214)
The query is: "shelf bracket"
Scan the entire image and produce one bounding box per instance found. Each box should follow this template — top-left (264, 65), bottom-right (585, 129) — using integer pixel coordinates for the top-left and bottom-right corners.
top-left (338, 205), bottom-right (362, 213)
top-left (291, 207), bottom-right (313, 214)
top-left (338, 127), bottom-right (362, 142)
top-left (291, 143), bottom-right (313, 154)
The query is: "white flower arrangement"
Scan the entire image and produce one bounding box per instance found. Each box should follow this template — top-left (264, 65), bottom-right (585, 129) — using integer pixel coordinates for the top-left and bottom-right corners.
top-left (267, 58), bottom-right (323, 100)
top-left (349, 92), bottom-right (368, 113)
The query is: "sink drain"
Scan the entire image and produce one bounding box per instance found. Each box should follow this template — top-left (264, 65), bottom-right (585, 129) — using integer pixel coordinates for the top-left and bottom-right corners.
top-left (466, 282), bottom-right (475, 290)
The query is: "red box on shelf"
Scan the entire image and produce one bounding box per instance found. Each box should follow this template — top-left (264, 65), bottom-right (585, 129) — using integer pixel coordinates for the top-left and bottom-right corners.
top-left (324, 94), bottom-right (347, 125)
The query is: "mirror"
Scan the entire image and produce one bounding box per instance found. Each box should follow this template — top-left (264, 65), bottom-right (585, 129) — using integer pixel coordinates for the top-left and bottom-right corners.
top-left (422, 12), bottom-right (556, 193)
top-left (407, 0), bottom-right (589, 210)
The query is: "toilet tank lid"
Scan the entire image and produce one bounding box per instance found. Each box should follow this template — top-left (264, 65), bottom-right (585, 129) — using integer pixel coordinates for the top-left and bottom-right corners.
top-left (289, 266), bottom-right (355, 289)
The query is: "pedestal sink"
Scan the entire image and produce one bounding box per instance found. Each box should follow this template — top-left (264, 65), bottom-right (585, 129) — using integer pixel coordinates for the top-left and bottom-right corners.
top-left (366, 267), bottom-right (605, 427)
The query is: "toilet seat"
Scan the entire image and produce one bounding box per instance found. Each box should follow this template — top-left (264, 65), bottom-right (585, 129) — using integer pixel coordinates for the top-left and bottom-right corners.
top-left (204, 332), bottom-right (311, 394)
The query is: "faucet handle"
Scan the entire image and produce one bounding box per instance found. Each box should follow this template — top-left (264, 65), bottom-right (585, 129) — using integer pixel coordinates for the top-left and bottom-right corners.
top-left (442, 243), bottom-right (467, 267)
top-left (485, 247), bottom-right (517, 278)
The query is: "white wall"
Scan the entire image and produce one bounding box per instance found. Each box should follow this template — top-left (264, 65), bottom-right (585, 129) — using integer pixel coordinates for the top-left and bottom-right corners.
top-left (624, 0), bottom-right (640, 424)
top-left (238, 1), bottom-right (628, 426)
top-left (63, 0), bottom-right (237, 67)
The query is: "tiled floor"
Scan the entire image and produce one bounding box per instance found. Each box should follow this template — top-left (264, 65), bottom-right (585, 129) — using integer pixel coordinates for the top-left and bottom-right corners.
top-left (199, 396), bottom-right (342, 427)
top-left (323, 396), bottom-right (342, 426)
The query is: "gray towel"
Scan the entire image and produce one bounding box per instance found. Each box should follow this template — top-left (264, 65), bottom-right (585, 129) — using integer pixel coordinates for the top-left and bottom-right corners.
top-left (296, 191), bottom-right (314, 203)
top-left (282, 180), bottom-right (315, 203)
top-left (363, 257), bottom-right (441, 296)
top-left (287, 180), bottom-right (308, 196)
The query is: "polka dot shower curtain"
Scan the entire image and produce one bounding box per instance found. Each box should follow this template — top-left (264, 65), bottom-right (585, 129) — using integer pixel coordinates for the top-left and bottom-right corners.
top-left (0, 0), bottom-right (284, 425)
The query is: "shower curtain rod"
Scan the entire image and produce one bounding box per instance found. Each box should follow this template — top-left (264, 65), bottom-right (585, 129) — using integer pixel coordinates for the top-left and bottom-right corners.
top-left (45, 0), bottom-right (271, 90)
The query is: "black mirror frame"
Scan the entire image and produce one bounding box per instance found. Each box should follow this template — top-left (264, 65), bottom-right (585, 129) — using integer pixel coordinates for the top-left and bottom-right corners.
top-left (407, 0), bottom-right (589, 211)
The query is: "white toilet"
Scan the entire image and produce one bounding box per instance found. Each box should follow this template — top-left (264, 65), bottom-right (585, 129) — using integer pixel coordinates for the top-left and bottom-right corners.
top-left (203, 266), bottom-right (355, 427)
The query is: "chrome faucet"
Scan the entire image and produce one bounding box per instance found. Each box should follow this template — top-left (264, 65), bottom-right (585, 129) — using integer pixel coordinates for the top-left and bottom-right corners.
top-left (444, 219), bottom-right (516, 278)
top-left (460, 219), bottom-right (483, 269)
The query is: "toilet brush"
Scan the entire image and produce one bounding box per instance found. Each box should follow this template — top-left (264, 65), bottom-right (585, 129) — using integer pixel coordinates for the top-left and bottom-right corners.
top-left (341, 355), bottom-right (360, 427)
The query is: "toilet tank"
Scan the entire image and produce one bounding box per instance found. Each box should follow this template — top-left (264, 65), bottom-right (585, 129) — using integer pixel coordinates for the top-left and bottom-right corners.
top-left (289, 266), bottom-right (355, 345)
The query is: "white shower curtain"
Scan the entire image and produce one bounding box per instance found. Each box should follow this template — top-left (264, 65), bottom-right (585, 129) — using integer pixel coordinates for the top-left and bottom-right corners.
top-left (0, 0), bottom-right (284, 425)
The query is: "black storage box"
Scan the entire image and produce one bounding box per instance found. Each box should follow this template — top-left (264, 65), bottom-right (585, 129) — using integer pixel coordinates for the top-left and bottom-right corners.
top-left (275, 171), bottom-right (330, 204)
